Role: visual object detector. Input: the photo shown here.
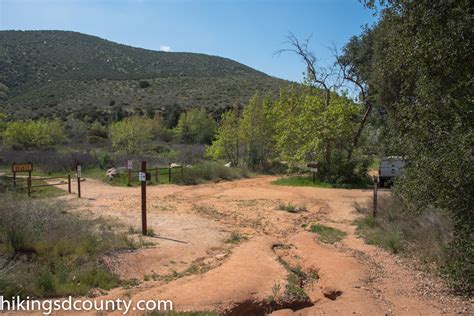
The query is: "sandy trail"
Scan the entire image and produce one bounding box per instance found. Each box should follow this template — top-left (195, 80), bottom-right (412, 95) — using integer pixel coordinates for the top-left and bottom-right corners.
top-left (51, 176), bottom-right (470, 315)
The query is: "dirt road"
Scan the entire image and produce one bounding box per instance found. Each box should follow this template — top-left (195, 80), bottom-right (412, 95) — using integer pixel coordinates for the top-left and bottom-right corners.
top-left (56, 176), bottom-right (470, 315)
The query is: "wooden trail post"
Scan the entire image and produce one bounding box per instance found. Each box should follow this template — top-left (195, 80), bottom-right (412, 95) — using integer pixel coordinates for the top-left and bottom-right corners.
top-left (27, 177), bottom-right (31, 197)
top-left (307, 162), bottom-right (320, 184)
top-left (181, 165), bottom-right (184, 182)
top-left (76, 162), bottom-right (81, 198)
top-left (373, 176), bottom-right (378, 217)
top-left (68, 174), bottom-right (71, 194)
top-left (127, 160), bottom-right (133, 186)
top-left (168, 163), bottom-right (171, 183)
top-left (140, 161), bottom-right (148, 236)
top-left (27, 168), bottom-right (31, 196)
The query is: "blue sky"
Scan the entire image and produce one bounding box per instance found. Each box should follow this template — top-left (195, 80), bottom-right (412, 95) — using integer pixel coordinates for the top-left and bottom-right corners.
top-left (0, 0), bottom-right (377, 82)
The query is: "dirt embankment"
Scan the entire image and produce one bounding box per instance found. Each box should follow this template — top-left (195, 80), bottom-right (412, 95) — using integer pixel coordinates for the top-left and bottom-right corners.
top-left (52, 176), bottom-right (471, 315)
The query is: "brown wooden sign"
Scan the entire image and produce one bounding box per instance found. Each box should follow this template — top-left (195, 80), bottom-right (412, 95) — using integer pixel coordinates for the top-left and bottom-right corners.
top-left (12, 162), bottom-right (33, 173)
top-left (307, 162), bottom-right (320, 169)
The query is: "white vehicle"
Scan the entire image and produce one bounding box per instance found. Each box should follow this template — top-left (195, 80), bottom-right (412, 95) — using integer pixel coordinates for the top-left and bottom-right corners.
top-left (378, 156), bottom-right (406, 187)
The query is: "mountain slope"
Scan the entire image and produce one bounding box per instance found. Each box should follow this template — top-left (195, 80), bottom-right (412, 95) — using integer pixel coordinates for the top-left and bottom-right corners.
top-left (0, 30), bottom-right (288, 120)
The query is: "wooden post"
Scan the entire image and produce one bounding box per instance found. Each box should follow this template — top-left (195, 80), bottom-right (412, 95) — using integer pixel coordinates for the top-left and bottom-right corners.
top-left (312, 171), bottom-right (316, 184)
top-left (155, 168), bottom-right (158, 182)
top-left (27, 177), bottom-right (31, 197)
top-left (76, 162), bottom-right (81, 198)
top-left (28, 170), bottom-right (32, 195)
top-left (181, 165), bottom-right (184, 182)
top-left (168, 163), bottom-right (171, 183)
top-left (373, 176), bottom-right (378, 217)
top-left (127, 160), bottom-right (132, 187)
top-left (68, 174), bottom-right (71, 194)
top-left (141, 161), bottom-right (147, 236)
top-left (12, 161), bottom-right (16, 188)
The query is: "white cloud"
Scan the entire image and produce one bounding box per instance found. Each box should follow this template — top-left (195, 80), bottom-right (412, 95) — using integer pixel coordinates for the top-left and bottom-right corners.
top-left (159, 45), bottom-right (171, 52)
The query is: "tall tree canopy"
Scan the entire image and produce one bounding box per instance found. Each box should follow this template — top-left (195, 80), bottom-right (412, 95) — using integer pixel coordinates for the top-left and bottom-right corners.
top-left (343, 0), bottom-right (473, 290)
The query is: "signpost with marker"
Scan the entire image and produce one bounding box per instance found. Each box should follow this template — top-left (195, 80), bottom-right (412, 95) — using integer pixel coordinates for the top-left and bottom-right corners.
top-left (127, 160), bottom-right (133, 186)
top-left (139, 161), bottom-right (151, 236)
top-left (11, 162), bottom-right (33, 189)
top-left (76, 162), bottom-right (81, 198)
top-left (307, 161), bottom-right (320, 184)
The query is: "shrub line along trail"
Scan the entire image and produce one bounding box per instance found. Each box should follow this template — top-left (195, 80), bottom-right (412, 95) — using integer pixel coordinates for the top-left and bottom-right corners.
top-left (51, 176), bottom-right (470, 315)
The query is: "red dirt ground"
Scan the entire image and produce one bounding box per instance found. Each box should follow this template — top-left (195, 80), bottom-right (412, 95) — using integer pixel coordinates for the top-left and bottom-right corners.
top-left (45, 176), bottom-right (471, 315)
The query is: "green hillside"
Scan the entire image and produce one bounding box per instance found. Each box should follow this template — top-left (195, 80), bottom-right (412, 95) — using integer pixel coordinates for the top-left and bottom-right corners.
top-left (0, 30), bottom-right (288, 120)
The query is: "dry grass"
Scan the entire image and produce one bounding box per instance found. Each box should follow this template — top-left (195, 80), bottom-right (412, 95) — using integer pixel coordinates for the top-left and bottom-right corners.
top-left (354, 194), bottom-right (454, 266)
top-left (0, 194), bottom-right (136, 298)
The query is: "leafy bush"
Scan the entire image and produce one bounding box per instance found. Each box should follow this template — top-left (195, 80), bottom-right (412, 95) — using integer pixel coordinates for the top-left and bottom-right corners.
top-left (138, 80), bottom-right (150, 89)
top-left (3, 119), bottom-right (65, 149)
top-left (87, 121), bottom-right (109, 139)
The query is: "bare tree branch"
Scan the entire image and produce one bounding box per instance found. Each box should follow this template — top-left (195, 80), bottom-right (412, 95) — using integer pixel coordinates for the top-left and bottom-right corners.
top-left (276, 33), bottom-right (333, 107)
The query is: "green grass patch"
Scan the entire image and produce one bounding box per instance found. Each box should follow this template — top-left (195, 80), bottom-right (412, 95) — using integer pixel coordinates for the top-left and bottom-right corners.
top-left (277, 257), bottom-right (318, 302)
top-left (272, 176), bottom-right (333, 188)
top-left (310, 224), bottom-right (346, 244)
top-left (225, 232), bottom-right (248, 244)
top-left (273, 176), bottom-right (371, 189)
top-left (29, 179), bottom-right (69, 198)
top-left (354, 216), bottom-right (402, 254)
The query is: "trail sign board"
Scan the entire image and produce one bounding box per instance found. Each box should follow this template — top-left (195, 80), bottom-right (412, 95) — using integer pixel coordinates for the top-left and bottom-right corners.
top-left (307, 162), bottom-right (320, 172)
top-left (12, 162), bottom-right (33, 173)
top-left (127, 160), bottom-right (133, 170)
top-left (139, 172), bottom-right (151, 182)
top-left (307, 161), bottom-right (319, 184)
top-left (76, 165), bottom-right (82, 178)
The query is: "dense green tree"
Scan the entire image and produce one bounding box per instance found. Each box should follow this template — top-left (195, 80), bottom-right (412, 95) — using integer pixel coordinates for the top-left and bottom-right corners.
top-left (109, 116), bottom-right (155, 155)
top-left (175, 108), bottom-right (216, 144)
top-left (238, 93), bottom-right (275, 169)
top-left (345, 0), bottom-right (473, 290)
top-left (207, 107), bottom-right (241, 166)
top-left (272, 87), bottom-right (367, 181)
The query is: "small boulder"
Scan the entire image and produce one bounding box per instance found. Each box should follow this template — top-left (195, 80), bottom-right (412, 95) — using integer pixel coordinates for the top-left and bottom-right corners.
top-left (322, 286), bottom-right (343, 300)
top-left (224, 162), bottom-right (232, 167)
top-left (106, 168), bottom-right (119, 180)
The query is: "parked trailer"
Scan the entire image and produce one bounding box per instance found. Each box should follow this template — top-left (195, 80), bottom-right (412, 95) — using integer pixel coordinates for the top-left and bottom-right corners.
top-left (378, 156), bottom-right (406, 187)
